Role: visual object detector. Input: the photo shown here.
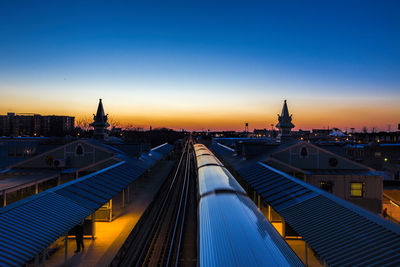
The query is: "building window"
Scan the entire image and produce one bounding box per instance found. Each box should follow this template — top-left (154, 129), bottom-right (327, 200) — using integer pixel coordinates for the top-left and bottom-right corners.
top-left (300, 146), bottom-right (308, 158)
top-left (350, 182), bottom-right (364, 197)
top-left (75, 144), bottom-right (84, 157)
top-left (320, 181), bottom-right (334, 193)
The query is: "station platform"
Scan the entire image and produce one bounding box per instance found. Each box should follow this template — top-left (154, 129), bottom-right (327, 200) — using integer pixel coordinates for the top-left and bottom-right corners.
top-left (45, 160), bottom-right (175, 267)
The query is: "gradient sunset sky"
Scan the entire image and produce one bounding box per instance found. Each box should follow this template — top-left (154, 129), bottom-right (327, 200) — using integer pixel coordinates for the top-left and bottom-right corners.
top-left (0, 1), bottom-right (399, 131)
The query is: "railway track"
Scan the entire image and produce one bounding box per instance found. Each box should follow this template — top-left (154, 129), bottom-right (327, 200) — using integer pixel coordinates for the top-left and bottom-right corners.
top-left (110, 139), bottom-right (197, 267)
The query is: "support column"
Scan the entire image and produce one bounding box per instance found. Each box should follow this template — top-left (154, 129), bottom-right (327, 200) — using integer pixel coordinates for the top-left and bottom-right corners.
top-left (42, 248), bottom-right (46, 267)
top-left (122, 189), bottom-right (125, 209)
top-left (305, 242), bottom-right (308, 267)
top-left (3, 191), bottom-right (6, 207)
top-left (35, 254), bottom-right (39, 267)
top-left (64, 235), bottom-right (68, 266)
top-left (109, 200), bottom-right (113, 222)
top-left (268, 205), bottom-right (271, 221)
top-left (92, 213), bottom-right (96, 240)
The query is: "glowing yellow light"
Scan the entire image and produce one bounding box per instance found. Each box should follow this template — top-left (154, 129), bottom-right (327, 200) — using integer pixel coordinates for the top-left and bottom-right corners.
top-left (384, 158), bottom-right (388, 162)
top-left (390, 200), bottom-right (400, 208)
top-left (377, 139), bottom-right (380, 143)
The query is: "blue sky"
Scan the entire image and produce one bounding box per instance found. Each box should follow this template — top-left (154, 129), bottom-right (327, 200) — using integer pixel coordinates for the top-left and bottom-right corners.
top-left (0, 1), bottom-right (399, 130)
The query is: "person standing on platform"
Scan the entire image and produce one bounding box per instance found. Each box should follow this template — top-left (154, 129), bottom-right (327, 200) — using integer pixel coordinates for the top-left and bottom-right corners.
top-left (383, 207), bottom-right (388, 218)
top-left (74, 220), bottom-right (85, 253)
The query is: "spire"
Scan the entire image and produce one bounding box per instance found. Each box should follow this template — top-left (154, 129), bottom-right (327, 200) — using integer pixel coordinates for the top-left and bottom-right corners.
top-left (95, 98), bottom-right (106, 123)
top-left (276, 100), bottom-right (295, 142)
top-left (90, 99), bottom-right (110, 140)
top-left (281, 100), bottom-right (290, 120)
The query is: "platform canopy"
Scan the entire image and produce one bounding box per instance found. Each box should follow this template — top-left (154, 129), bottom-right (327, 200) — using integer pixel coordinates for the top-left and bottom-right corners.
top-left (0, 143), bottom-right (174, 266)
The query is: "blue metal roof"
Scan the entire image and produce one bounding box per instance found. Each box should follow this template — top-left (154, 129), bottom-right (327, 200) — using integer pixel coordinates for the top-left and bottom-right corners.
top-left (150, 143), bottom-right (174, 156)
top-left (0, 145), bottom-right (172, 266)
top-left (212, 143), bottom-right (400, 266)
top-left (199, 193), bottom-right (303, 267)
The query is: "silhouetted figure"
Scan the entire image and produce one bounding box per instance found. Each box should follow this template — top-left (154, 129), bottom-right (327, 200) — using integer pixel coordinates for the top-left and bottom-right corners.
top-left (383, 208), bottom-right (388, 218)
top-left (74, 221), bottom-right (84, 253)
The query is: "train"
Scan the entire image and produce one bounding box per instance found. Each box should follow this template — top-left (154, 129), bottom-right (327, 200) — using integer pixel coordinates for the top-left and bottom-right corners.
top-left (193, 144), bottom-right (303, 267)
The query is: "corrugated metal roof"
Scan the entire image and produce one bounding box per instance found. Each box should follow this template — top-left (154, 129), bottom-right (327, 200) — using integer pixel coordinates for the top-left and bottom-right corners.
top-left (0, 145), bottom-right (171, 266)
top-left (212, 143), bottom-right (400, 266)
top-left (199, 193), bottom-right (303, 267)
top-left (0, 192), bottom-right (92, 266)
top-left (150, 143), bottom-right (174, 156)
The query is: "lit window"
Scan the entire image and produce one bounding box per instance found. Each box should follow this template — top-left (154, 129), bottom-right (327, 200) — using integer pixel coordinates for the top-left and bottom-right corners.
top-left (350, 183), bottom-right (363, 197)
top-left (374, 152), bottom-right (382, 158)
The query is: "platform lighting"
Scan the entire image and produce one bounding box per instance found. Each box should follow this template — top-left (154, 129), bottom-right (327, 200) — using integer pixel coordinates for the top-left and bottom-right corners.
top-left (390, 200), bottom-right (400, 208)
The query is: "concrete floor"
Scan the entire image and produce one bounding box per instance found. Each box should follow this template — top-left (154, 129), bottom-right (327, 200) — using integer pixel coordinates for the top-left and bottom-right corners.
top-left (44, 160), bottom-right (174, 267)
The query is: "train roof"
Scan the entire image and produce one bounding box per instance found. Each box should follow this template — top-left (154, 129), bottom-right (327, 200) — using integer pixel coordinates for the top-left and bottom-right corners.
top-left (198, 165), bottom-right (246, 197)
top-left (196, 154), bottom-right (223, 168)
top-left (199, 193), bottom-right (303, 267)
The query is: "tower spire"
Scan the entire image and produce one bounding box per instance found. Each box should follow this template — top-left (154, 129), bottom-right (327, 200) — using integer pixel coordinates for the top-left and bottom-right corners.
top-left (276, 100), bottom-right (295, 142)
top-left (90, 99), bottom-right (110, 140)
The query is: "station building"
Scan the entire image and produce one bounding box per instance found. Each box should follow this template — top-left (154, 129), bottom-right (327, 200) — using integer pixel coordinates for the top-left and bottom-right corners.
top-left (214, 100), bottom-right (382, 213)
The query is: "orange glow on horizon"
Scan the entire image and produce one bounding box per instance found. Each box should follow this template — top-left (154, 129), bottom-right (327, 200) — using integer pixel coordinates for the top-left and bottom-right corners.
top-left (1, 93), bottom-right (398, 132)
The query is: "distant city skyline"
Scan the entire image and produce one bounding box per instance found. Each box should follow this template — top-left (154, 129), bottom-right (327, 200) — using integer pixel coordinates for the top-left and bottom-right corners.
top-left (1, 1), bottom-right (399, 131)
